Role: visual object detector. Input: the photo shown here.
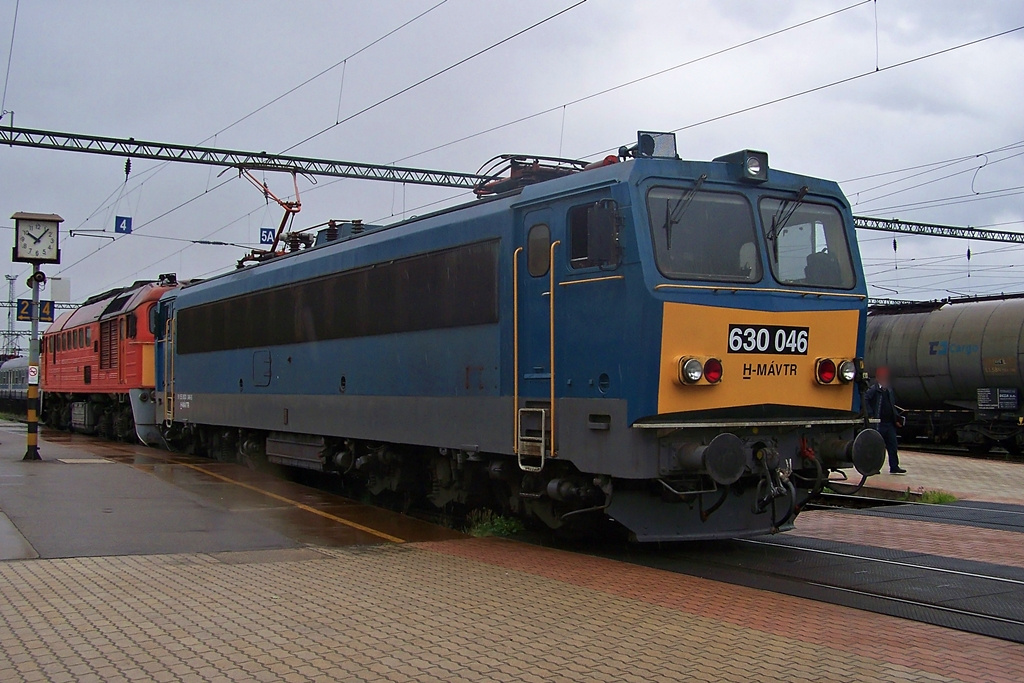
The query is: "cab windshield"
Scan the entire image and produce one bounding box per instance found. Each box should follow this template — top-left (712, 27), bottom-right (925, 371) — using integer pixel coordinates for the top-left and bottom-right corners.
top-left (759, 198), bottom-right (856, 289)
top-left (647, 187), bottom-right (761, 282)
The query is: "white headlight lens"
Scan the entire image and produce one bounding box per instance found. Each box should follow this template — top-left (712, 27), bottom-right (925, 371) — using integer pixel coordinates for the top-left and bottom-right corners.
top-left (839, 360), bottom-right (857, 383)
top-left (682, 358), bottom-right (704, 383)
top-left (745, 156), bottom-right (762, 176)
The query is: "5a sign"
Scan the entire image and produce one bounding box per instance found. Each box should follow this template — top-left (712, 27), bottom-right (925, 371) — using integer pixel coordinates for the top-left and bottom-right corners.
top-left (16, 299), bottom-right (54, 323)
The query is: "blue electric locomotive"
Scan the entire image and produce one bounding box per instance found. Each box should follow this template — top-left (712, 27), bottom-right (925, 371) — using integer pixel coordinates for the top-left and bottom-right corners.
top-left (152, 132), bottom-right (884, 541)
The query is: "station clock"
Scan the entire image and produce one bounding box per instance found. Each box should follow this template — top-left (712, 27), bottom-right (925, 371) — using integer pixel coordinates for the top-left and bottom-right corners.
top-left (12, 212), bottom-right (62, 264)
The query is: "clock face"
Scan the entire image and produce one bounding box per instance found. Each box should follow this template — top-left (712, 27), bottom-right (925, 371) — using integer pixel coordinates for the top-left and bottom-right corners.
top-left (15, 220), bottom-right (59, 262)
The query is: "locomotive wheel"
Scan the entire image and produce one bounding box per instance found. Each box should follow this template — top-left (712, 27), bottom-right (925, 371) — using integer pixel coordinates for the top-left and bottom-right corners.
top-left (114, 406), bottom-right (135, 442)
top-left (966, 438), bottom-right (994, 455)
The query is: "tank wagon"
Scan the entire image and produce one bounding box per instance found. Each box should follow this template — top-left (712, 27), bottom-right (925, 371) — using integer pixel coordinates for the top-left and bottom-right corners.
top-left (147, 132), bottom-right (884, 541)
top-left (866, 294), bottom-right (1024, 454)
top-left (40, 275), bottom-right (179, 444)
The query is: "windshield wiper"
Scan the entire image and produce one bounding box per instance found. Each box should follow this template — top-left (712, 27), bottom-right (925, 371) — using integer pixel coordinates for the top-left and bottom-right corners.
top-left (765, 185), bottom-right (809, 242)
top-left (662, 174), bottom-right (706, 250)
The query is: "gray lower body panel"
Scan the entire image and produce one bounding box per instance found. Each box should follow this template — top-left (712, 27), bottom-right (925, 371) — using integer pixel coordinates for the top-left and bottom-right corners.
top-left (175, 394), bottom-right (661, 479)
top-left (179, 393), bottom-right (514, 456)
top-left (130, 388), bottom-right (164, 447)
top-left (607, 488), bottom-right (802, 542)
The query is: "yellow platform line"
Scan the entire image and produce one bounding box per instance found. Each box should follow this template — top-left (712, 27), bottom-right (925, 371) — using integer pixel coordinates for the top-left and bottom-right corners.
top-left (178, 462), bottom-right (405, 544)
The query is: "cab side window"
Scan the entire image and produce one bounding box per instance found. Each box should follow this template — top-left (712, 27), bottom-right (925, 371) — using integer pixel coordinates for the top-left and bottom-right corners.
top-left (527, 224), bottom-right (550, 277)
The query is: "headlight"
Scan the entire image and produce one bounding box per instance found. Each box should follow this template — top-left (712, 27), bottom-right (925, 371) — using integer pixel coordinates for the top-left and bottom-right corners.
top-left (681, 358), bottom-right (704, 384)
top-left (745, 156), bottom-right (761, 176)
top-left (838, 360), bottom-right (857, 383)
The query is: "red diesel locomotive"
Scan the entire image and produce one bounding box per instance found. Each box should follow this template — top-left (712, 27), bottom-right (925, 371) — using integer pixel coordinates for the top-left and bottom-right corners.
top-left (41, 275), bottom-right (178, 444)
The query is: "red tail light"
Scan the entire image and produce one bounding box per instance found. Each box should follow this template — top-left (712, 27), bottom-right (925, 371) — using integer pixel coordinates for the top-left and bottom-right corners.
top-left (704, 358), bottom-right (723, 384)
top-left (816, 358), bottom-right (837, 384)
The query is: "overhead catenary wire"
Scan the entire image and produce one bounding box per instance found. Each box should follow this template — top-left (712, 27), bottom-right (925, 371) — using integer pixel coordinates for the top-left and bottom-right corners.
top-left (212, 0), bottom-right (450, 141)
top-left (280, 0), bottom-right (590, 154)
top-left (24, 1), bottom-right (882, 283)
top-left (864, 185), bottom-right (1024, 214)
top-left (390, 0), bottom-right (872, 164)
top-left (846, 143), bottom-right (1024, 199)
top-left (584, 24), bottom-right (1024, 159)
top-left (22, 10), bottom-right (1024, 302)
top-left (62, 1), bottom-right (452, 240)
top-left (85, 0), bottom-right (876, 285)
top-left (840, 139), bottom-right (1024, 184)
top-left (47, 177), bottom-right (236, 284)
top-left (38, 3), bottom-right (593, 296)
top-left (0, 0), bottom-right (19, 118)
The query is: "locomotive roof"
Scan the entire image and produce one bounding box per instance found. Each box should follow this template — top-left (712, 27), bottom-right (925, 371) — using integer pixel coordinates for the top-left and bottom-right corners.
top-left (175, 153), bottom-right (848, 305)
top-left (44, 280), bottom-right (172, 334)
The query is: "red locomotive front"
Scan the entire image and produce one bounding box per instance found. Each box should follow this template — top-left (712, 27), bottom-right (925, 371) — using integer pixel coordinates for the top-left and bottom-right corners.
top-left (41, 276), bottom-right (178, 444)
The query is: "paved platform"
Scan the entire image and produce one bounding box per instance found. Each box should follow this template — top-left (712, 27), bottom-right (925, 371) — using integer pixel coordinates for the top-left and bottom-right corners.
top-left (3, 538), bottom-right (1024, 683)
top-left (840, 449), bottom-right (1024, 504)
top-left (0, 422), bottom-right (461, 559)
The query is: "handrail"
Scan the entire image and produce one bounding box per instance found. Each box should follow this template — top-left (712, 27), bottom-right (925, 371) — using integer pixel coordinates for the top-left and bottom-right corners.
top-left (549, 240), bottom-right (561, 455)
top-left (163, 318), bottom-right (175, 425)
top-left (512, 247), bottom-right (522, 455)
top-left (559, 274), bottom-right (624, 287)
top-left (654, 283), bottom-right (866, 299)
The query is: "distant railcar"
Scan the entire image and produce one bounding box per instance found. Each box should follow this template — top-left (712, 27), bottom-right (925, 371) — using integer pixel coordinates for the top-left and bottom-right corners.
top-left (866, 295), bottom-right (1024, 454)
top-left (41, 275), bottom-right (179, 443)
top-left (0, 356), bottom-right (29, 410)
top-left (145, 133), bottom-right (884, 541)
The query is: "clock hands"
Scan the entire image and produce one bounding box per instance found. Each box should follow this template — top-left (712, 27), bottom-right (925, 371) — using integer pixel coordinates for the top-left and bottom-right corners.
top-left (26, 231), bottom-right (45, 244)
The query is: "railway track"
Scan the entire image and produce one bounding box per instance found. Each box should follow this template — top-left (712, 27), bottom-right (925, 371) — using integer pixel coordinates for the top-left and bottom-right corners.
top-left (607, 499), bottom-right (1024, 644)
top-left (804, 492), bottom-right (906, 510)
top-left (900, 442), bottom-right (1023, 462)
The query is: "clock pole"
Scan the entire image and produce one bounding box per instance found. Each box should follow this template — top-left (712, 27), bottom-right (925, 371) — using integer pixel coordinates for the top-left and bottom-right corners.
top-left (24, 262), bottom-right (42, 460)
top-left (11, 212), bottom-right (63, 462)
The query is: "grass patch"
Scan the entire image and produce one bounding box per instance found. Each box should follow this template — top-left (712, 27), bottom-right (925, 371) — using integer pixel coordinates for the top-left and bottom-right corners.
top-left (919, 490), bottom-right (957, 505)
top-left (465, 509), bottom-right (525, 538)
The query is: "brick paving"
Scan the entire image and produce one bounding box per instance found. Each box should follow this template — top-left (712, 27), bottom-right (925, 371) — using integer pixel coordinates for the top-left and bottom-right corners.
top-left (1, 539), bottom-right (1022, 683)
top-left (792, 510), bottom-right (1024, 569)
top-left (851, 450), bottom-right (1024, 504)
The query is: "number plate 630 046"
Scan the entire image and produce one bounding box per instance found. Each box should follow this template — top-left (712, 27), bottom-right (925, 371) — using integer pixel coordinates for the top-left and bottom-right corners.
top-left (728, 325), bottom-right (809, 355)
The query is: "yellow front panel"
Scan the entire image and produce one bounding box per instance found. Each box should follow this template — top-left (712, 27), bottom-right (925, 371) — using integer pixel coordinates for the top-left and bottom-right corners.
top-left (657, 302), bottom-right (859, 414)
top-left (141, 343), bottom-right (155, 387)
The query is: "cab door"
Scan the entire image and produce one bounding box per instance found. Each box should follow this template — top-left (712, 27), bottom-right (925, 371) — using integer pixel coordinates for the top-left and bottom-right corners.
top-left (515, 209), bottom-right (559, 470)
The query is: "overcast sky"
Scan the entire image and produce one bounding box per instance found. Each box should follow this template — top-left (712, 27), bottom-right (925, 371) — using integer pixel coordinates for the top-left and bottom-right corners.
top-left (1, 0), bottom-right (1022, 312)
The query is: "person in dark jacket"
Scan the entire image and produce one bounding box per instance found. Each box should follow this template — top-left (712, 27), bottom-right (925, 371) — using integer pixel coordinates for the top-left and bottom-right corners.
top-left (865, 366), bottom-right (906, 474)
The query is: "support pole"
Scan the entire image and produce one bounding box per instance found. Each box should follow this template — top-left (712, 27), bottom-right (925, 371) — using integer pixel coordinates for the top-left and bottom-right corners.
top-left (24, 263), bottom-right (41, 461)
